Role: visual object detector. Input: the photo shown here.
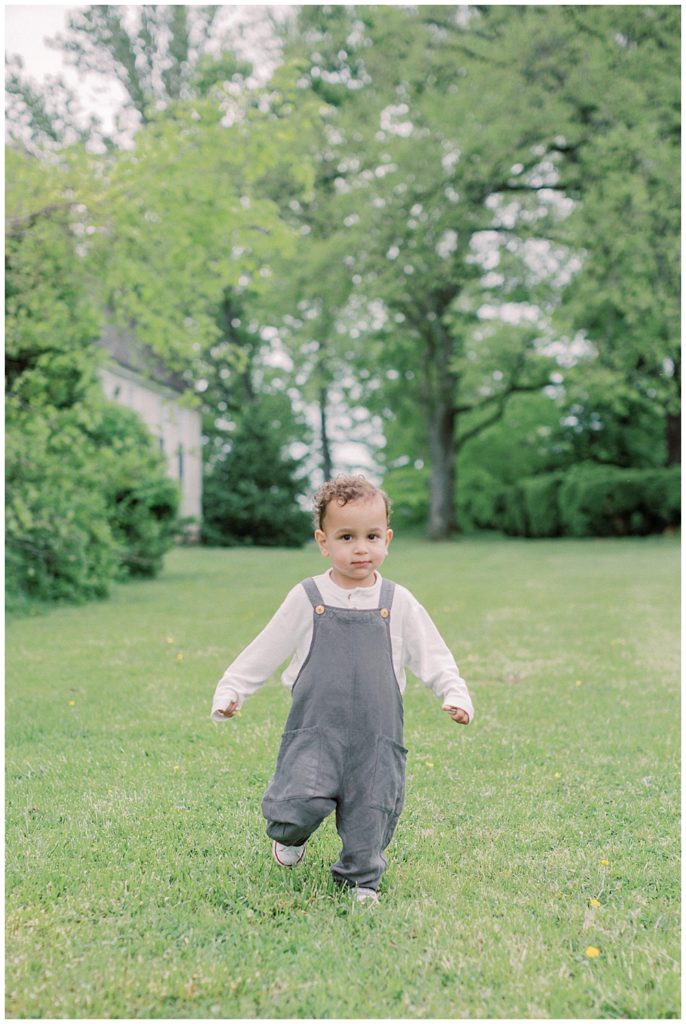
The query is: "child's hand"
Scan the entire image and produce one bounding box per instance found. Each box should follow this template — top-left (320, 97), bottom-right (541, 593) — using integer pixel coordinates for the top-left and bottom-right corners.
top-left (217, 700), bottom-right (239, 719)
top-left (442, 704), bottom-right (470, 725)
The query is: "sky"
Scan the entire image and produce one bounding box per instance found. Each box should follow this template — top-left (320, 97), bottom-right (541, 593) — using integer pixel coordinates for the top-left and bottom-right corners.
top-left (5, 4), bottom-right (293, 133)
top-left (5, 5), bottom-right (129, 132)
top-left (5, 5), bottom-right (72, 76)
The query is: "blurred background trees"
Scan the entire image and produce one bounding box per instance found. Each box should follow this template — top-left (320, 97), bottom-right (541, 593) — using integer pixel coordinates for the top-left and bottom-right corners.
top-left (5, 4), bottom-right (680, 603)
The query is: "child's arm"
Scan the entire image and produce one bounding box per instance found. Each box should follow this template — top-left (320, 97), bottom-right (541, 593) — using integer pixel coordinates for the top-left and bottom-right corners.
top-left (400, 589), bottom-right (474, 725)
top-left (211, 585), bottom-right (310, 722)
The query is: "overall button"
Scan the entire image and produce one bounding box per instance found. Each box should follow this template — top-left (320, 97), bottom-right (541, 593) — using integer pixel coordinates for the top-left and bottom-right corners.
top-left (315, 605), bottom-right (326, 615)
top-left (380, 608), bottom-right (389, 618)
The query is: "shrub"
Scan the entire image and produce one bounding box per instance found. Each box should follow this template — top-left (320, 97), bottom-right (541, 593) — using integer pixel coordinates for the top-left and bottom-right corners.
top-left (457, 467), bottom-right (504, 532)
top-left (519, 474), bottom-right (565, 537)
top-left (6, 401), bottom-right (180, 604)
top-left (6, 408), bottom-right (119, 603)
top-left (559, 464), bottom-right (681, 537)
top-left (91, 405), bottom-right (180, 577)
top-left (495, 466), bottom-right (680, 538)
top-left (500, 484), bottom-right (528, 537)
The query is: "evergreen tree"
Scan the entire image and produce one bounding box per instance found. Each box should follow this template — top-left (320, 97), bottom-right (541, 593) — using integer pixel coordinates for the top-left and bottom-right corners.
top-left (202, 404), bottom-right (311, 548)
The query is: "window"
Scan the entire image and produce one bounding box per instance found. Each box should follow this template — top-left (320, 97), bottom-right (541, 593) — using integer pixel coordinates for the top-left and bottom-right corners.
top-left (177, 443), bottom-right (184, 483)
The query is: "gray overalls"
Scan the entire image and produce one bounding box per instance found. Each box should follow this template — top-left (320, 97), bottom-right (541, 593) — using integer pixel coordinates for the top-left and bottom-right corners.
top-left (262, 577), bottom-right (408, 891)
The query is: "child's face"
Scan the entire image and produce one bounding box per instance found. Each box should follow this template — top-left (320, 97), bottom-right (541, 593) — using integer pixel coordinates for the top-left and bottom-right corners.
top-left (314, 495), bottom-right (393, 589)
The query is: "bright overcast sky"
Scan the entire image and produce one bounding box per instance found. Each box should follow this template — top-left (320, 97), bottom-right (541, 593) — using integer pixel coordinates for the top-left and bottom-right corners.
top-left (6, 5), bottom-right (74, 73)
top-left (5, 4), bottom-right (292, 132)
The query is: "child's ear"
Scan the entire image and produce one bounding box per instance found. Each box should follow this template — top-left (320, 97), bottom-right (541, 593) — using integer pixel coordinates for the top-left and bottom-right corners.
top-left (314, 529), bottom-right (328, 555)
top-left (386, 528), bottom-right (394, 545)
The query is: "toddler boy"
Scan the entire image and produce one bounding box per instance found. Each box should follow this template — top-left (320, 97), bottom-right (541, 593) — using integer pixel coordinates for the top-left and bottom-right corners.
top-left (211, 475), bottom-right (473, 904)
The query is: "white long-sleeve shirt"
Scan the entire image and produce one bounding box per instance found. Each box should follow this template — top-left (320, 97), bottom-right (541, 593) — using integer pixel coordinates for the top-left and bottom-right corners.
top-left (211, 570), bottom-right (473, 724)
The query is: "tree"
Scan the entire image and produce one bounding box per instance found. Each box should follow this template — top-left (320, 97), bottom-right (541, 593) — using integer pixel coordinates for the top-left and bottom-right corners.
top-left (202, 403), bottom-right (311, 547)
top-left (545, 6), bottom-right (680, 466)
top-left (280, 6), bottom-right (569, 536)
top-left (48, 6), bottom-right (248, 125)
top-left (5, 150), bottom-right (179, 602)
top-left (278, 5), bottom-right (679, 535)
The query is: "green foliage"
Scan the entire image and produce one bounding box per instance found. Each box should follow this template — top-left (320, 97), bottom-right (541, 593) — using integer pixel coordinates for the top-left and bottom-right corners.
top-left (499, 475), bottom-right (565, 539)
top-left (5, 408), bottom-right (119, 604)
top-left (520, 475), bottom-right (565, 539)
top-left (455, 467), bottom-right (504, 534)
top-left (202, 406), bottom-right (311, 548)
top-left (492, 466), bottom-right (680, 539)
top-left (6, 401), bottom-right (180, 605)
top-left (6, 159), bottom-right (179, 604)
top-left (49, 6), bottom-right (231, 126)
top-left (558, 465), bottom-right (681, 538)
top-left (382, 465), bottom-right (430, 530)
top-left (6, 5), bottom-right (680, 548)
top-left (498, 484), bottom-right (527, 539)
top-left (550, 6), bottom-right (681, 444)
top-left (90, 405), bottom-right (180, 578)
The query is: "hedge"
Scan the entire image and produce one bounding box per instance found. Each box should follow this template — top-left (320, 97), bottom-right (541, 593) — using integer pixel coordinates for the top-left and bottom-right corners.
top-left (499, 465), bottom-right (680, 538)
top-left (558, 464), bottom-right (680, 537)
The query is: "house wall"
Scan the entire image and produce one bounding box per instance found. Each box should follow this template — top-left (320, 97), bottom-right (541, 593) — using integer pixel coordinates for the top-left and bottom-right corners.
top-left (99, 365), bottom-right (202, 532)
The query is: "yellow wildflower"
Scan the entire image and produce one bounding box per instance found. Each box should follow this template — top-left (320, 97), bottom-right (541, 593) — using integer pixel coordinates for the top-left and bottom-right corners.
top-left (425, 761), bottom-right (434, 768)
top-left (67, 700), bottom-right (77, 706)
top-left (600, 859), bottom-right (610, 866)
top-left (590, 899), bottom-right (601, 908)
top-left (176, 652), bottom-right (184, 662)
top-left (585, 946), bottom-right (601, 958)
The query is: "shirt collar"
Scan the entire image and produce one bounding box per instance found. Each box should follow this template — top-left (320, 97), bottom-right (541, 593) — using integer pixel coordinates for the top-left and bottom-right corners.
top-left (323, 569), bottom-right (383, 597)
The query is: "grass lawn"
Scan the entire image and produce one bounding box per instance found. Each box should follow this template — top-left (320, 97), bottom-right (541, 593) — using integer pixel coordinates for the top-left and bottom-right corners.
top-left (5, 536), bottom-right (680, 1018)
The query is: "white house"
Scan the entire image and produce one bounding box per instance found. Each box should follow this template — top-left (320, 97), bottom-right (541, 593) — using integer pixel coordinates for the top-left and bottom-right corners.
top-left (98, 325), bottom-right (202, 535)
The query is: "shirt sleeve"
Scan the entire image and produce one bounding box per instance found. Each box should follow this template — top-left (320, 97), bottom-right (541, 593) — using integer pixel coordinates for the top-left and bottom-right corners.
top-left (400, 591), bottom-right (474, 723)
top-left (210, 584), bottom-right (310, 721)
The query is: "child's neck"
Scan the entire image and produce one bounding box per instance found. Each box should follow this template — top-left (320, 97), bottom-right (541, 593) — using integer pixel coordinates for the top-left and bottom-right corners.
top-left (328, 568), bottom-right (378, 590)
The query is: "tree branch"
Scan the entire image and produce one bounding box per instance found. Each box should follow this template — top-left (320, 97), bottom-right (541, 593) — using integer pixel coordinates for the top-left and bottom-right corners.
top-left (455, 376), bottom-right (550, 449)
top-left (6, 202), bottom-right (80, 235)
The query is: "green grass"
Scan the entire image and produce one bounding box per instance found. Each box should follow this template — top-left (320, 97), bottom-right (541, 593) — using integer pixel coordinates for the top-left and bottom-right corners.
top-left (6, 537), bottom-right (680, 1018)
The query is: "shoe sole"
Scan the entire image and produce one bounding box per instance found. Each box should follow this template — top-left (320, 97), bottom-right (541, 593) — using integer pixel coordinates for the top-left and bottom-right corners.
top-left (272, 839), bottom-right (306, 867)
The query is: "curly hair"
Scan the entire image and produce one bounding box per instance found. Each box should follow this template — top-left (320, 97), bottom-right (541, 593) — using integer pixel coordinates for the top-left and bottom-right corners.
top-left (313, 475), bottom-right (392, 530)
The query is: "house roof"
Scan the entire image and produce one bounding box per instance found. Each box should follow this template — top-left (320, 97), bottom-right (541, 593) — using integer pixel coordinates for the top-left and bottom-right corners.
top-left (98, 324), bottom-right (188, 395)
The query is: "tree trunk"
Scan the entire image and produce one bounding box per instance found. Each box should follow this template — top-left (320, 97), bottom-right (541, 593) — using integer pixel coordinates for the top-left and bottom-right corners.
top-left (420, 319), bottom-right (459, 540)
top-left (319, 386), bottom-right (333, 480)
top-left (666, 411), bottom-right (680, 465)
top-left (428, 399), bottom-right (457, 540)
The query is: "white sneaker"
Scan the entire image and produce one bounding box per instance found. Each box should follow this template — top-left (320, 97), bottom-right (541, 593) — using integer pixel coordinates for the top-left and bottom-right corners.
top-left (271, 839), bottom-right (306, 867)
top-left (354, 886), bottom-right (380, 905)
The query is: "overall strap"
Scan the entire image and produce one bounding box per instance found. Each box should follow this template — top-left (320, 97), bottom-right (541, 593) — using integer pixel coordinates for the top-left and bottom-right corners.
top-left (301, 577), bottom-right (325, 607)
top-left (378, 578), bottom-right (396, 611)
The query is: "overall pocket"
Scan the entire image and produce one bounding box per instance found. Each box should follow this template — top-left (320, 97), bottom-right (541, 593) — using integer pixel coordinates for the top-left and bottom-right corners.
top-left (264, 726), bottom-right (321, 802)
top-left (369, 733), bottom-right (408, 814)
